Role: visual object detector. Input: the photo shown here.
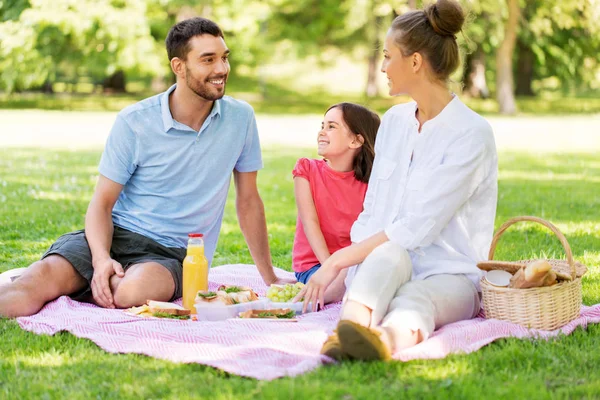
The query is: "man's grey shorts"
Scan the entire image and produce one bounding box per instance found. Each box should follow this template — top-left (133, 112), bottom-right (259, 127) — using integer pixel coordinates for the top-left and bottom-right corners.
top-left (42, 226), bottom-right (186, 301)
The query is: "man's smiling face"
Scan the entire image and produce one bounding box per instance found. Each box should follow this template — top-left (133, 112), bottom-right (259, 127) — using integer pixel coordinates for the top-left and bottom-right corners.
top-left (182, 34), bottom-right (230, 101)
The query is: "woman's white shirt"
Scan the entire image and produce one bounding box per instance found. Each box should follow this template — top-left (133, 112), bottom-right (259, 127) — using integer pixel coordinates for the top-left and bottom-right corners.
top-left (349, 96), bottom-right (498, 289)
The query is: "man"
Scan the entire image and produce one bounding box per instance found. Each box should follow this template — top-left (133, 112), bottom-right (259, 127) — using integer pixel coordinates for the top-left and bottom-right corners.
top-left (0, 17), bottom-right (292, 318)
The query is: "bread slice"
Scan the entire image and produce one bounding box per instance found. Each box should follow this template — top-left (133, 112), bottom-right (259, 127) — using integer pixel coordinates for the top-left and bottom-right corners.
top-left (147, 300), bottom-right (191, 316)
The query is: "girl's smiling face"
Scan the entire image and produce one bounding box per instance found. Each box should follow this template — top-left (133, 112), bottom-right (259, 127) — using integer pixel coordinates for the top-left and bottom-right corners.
top-left (317, 107), bottom-right (358, 159)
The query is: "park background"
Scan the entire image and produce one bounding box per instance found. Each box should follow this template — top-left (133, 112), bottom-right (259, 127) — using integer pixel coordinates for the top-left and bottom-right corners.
top-left (1, 0), bottom-right (599, 398)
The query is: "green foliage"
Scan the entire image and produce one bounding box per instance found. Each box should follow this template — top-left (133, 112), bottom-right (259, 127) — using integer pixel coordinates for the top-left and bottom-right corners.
top-left (519, 0), bottom-right (600, 94)
top-left (463, 0), bottom-right (600, 95)
top-left (0, 0), bottom-right (598, 97)
top-left (0, 0), bottom-right (164, 92)
top-left (0, 0), bottom-right (29, 21)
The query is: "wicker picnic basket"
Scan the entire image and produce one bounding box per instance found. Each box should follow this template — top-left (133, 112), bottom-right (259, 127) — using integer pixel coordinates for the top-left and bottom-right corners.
top-left (477, 216), bottom-right (587, 330)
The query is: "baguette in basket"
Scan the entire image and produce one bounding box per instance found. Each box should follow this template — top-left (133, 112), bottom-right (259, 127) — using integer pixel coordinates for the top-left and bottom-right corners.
top-left (508, 260), bottom-right (570, 289)
top-left (478, 216), bottom-right (587, 330)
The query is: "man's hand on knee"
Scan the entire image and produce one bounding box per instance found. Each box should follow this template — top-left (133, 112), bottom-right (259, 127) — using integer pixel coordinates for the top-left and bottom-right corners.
top-left (91, 257), bottom-right (125, 309)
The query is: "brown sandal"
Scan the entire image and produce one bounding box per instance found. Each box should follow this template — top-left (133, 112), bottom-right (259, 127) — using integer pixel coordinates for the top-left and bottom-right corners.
top-left (320, 331), bottom-right (349, 361)
top-left (337, 320), bottom-right (392, 361)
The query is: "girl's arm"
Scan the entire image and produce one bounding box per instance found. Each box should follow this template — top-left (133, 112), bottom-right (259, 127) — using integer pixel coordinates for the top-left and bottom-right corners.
top-left (294, 176), bottom-right (330, 264)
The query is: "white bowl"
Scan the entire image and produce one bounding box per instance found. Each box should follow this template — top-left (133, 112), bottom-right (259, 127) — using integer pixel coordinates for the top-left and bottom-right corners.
top-left (194, 299), bottom-right (270, 321)
top-left (484, 270), bottom-right (513, 287)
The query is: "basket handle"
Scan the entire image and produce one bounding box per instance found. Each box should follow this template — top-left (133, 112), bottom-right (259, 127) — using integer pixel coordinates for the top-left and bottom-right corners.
top-left (488, 216), bottom-right (575, 279)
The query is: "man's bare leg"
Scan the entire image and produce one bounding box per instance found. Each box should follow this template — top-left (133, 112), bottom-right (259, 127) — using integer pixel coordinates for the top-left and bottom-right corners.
top-left (111, 262), bottom-right (176, 309)
top-left (0, 255), bottom-right (87, 318)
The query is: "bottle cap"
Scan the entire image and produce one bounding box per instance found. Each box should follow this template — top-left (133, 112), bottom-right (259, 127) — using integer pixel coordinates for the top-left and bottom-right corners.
top-left (188, 233), bottom-right (204, 238)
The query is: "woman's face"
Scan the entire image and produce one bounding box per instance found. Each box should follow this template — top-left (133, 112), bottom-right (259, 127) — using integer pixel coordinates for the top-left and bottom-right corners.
top-left (381, 32), bottom-right (414, 96)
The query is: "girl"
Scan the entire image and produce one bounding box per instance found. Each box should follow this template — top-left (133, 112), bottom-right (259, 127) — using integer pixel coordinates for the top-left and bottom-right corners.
top-left (292, 103), bottom-right (380, 304)
top-left (298, 0), bottom-right (498, 361)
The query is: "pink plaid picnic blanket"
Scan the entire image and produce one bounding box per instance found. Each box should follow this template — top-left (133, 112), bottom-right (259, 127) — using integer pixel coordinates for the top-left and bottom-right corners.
top-left (17, 264), bottom-right (600, 380)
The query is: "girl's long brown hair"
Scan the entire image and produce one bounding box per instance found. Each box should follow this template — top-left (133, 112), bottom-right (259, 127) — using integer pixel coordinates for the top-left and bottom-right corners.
top-left (327, 103), bottom-right (380, 183)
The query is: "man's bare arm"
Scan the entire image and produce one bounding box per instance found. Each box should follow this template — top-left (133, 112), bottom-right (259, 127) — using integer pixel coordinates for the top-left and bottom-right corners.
top-left (233, 170), bottom-right (294, 285)
top-left (85, 175), bottom-right (124, 308)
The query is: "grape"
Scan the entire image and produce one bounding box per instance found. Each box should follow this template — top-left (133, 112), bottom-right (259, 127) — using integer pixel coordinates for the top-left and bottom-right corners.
top-left (266, 283), bottom-right (304, 302)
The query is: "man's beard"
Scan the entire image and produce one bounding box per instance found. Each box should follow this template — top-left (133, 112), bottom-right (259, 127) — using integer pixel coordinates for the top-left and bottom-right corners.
top-left (185, 67), bottom-right (226, 101)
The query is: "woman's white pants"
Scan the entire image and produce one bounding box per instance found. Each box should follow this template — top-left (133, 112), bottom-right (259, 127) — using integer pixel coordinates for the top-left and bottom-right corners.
top-left (344, 242), bottom-right (481, 340)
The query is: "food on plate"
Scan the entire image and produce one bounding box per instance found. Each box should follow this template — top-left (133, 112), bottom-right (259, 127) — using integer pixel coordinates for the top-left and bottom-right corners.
top-left (125, 300), bottom-right (191, 319)
top-left (238, 308), bottom-right (296, 320)
top-left (266, 282), bottom-right (304, 302)
top-left (196, 285), bottom-right (259, 306)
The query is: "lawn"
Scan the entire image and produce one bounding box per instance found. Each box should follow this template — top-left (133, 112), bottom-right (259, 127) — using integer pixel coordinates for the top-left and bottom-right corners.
top-left (2, 75), bottom-right (600, 116)
top-left (0, 146), bottom-right (599, 399)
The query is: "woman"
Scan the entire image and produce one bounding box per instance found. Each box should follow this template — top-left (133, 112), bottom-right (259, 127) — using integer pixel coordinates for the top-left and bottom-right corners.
top-left (295, 0), bottom-right (498, 361)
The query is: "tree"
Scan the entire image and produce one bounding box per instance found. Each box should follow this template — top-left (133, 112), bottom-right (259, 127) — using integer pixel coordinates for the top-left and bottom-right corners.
top-left (496, 0), bottom-right (520, 114)
top-left (516, 0), bottom-right (600, 96)
top-left (0, 0), bottom-right (164, 93)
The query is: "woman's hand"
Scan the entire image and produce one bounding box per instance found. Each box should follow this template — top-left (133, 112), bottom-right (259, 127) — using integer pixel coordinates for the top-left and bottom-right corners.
top-left (294, 233), bottom-right (390, 313)
top-left (293, 258), bottom-right (339, 313)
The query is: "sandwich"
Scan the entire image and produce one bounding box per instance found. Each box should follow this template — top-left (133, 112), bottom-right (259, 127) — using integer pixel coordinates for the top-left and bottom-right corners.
top-left (196, 285), bottom-right (259, 306)
top-left (238, 308), bottom-right (296, 320)
top-left (126, 300), bottom-right (191, 319)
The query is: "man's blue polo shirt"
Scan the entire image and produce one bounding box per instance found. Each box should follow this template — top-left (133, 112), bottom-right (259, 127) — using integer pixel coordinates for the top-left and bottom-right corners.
top-left (98, 84), bottom-right (263, 265)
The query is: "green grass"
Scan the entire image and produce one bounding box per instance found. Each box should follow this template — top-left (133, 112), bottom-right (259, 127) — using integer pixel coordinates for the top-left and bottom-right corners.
top-left (2, 76), bottom-right (600, 116)
top-left (1, 147), bottom-right (599, 399)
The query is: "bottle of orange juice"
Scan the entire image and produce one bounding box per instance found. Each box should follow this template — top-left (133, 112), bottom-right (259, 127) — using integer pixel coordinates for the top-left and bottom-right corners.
top-left (182, 233), bottom-right (208, 313)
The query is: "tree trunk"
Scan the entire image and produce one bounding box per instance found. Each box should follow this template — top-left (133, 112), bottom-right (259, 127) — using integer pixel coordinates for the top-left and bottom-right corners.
top-left (515, 38), bottom-right (535, 96)
top-left (408, 0), bottom-right (417, 10)
top-left (103, 70), bottom-right (126, 93)
top-left (40, 79), bottom-right (54, 94)
top-left (258, 20), bottom-right (268, 99)
top-left (365, 13), bottom-right (383, 98)
top-left (496, 0), bottom-right (520, 114)
top-left (463, 48), bottom-right (489, 98)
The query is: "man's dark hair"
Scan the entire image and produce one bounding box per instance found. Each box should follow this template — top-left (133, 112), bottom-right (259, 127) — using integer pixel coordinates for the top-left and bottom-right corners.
top-left (165, 17), bottom-right (224, 61)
